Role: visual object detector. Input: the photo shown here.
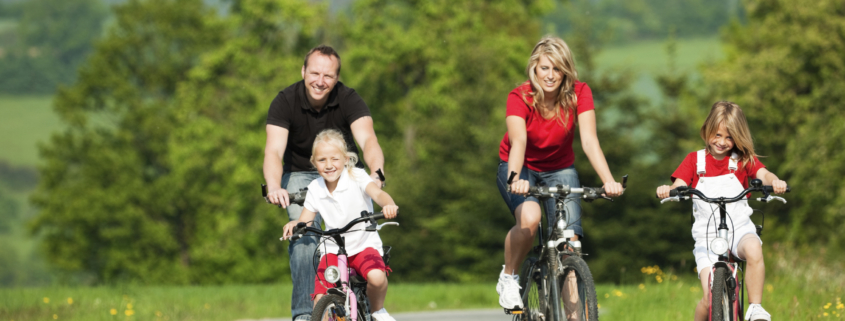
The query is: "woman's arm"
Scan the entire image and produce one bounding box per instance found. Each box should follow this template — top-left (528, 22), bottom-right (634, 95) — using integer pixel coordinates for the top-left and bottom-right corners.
top-left (506, 115), bottom-right (530, 195)
top-left (578, 110), bottom-right (623, 196)
top-left (365, 182), bottom-right (398, 219)
top-left (756, 168), bottom-right (788, 194)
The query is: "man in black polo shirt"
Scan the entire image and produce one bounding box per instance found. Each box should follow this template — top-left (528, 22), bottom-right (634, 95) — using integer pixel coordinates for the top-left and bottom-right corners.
top-left (263, 45), bottom-right (385, 321)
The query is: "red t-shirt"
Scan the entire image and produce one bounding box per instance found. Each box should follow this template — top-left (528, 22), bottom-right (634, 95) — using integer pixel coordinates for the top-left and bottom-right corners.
top-left (499, 81), bottom-right (595, 171)
top-left (671, 151), bottom-right (766, 192)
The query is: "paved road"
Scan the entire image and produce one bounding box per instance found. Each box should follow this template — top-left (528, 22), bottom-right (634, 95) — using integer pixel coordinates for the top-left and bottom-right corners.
top-left (237, 309), bottom-right (514, 321)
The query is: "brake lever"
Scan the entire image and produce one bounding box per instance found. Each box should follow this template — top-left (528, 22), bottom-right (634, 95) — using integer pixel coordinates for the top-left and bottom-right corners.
top-left (757, 195), bottom-right (787, 204)
top-left (660, 196), bottom-right (681, 204)
top-left (377, 222), bottom-right (399, 231)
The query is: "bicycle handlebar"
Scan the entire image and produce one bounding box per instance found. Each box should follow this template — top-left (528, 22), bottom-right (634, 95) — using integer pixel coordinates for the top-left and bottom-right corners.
top-left (289, 212), bottom-right (387, 242)
top-left (507, 172), bottom-right (628, 202)
top-left (660, 179), bottom-right (790, 204)
top-left (261, 184), bottom-right (307, 207)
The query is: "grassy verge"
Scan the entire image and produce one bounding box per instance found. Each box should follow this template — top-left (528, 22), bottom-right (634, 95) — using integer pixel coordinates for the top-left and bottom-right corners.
top-left (2, 245), bottom-right (841, 321)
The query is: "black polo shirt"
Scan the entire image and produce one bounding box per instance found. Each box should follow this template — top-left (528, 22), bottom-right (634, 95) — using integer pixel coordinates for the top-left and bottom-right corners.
top-left (266, 80), bottom-right (370, 172)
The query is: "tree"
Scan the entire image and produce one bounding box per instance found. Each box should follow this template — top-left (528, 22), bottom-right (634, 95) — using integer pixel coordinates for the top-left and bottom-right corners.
top-left (701, 0), bottom-right (845, 247)
top-left (0, 0), bottom-right (107, 93)
top-left (31, 0), bottom-right (227, 284)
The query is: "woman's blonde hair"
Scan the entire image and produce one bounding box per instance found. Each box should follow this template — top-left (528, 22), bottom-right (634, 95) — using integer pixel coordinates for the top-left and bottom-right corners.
top-left (310, 129), bottom-right (358, 175)
top-left (700, 101), bottom-right (757, 168)
top-left (525, 36), bottom-right (579, 127)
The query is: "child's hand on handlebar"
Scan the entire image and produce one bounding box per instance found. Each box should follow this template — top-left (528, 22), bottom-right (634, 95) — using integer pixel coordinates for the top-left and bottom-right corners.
top-left (382, 205), bottom-right (399, 219)
top-left (656, 185), bottom-right (672, 199)
top-left (772, 179), bottom-right (788, 194)
top-left (282, 221), bottom-right (299, 240)
top-left (603, 181), bottom-right (624, 197)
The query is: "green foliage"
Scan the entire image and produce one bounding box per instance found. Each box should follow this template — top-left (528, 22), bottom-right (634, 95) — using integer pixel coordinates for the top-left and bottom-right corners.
top-left (0, 0), bottom-right (107, 93)
top-left (701, 0), bottom-right (845, 247)
top-left (31, 0), bottom-right (228, 284)
top-left (337, 0), bottom-right (553, 282)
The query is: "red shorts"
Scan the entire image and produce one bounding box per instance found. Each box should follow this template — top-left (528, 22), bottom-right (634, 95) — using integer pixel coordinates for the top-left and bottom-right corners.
top-left (312, 247), bottom-right (389, 300)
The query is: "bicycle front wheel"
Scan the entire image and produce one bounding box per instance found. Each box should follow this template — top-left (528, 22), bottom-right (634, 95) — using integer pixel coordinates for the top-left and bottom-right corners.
top-left (517, 257), bottom-right (549, 321)
top-left (312, 293), bottom-right (347, 321)
top-left (710, 266), bottom-right (734, 321)
top-left (558, 256), bottom-right (599, 321)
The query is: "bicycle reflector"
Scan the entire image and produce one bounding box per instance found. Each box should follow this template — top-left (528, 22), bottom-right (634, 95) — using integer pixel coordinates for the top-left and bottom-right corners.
top-left (710, 237), bottom-right (729, 256)
top-left (324, 266), bottom-right (341, 283)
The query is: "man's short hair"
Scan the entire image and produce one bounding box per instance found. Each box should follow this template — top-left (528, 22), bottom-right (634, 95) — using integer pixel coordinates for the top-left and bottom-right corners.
top-left (304, 45), bottom-right (341, 76)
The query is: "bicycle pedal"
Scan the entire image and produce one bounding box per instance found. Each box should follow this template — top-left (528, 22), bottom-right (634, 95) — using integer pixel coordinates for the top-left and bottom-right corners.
top-left (504, 308), bottom-right (524, 315)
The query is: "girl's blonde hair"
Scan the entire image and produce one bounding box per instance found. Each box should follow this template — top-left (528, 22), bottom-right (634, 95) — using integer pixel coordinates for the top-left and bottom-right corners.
top-left (525, 36), bottom-right (579, 127)
top-left (700, 101), bottom-right (757, 168)
top-left (310, 129), bottom-right (358, 175)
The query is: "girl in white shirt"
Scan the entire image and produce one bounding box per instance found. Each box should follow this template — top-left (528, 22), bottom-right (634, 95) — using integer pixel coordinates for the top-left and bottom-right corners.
top-left (283, 129), bottom-right (398, 321)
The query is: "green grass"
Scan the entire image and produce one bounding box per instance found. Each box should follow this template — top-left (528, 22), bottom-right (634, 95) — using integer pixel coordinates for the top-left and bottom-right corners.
top-left (0, 95), bottom-right (62, 167)
top-left (0, 283), bottom-right (501, 321)
top-left (2, 246), bottom-right (842, 321)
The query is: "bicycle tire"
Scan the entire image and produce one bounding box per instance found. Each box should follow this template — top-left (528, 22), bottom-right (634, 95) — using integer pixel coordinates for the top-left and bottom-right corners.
top-left (558, 256), bottom-right (599, 321)
top-left (516, 257), bottom-right (549, 321)
top-left (312, 293), bottom-right (347, 321)
top-left (710, 266), bottom-right (733, 321)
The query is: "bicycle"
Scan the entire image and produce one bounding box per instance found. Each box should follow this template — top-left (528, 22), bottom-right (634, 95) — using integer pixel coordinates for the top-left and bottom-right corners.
top-left (659, 179), bottom-right (789, 321)
top-left (508, 172), bottom-right (627, 321)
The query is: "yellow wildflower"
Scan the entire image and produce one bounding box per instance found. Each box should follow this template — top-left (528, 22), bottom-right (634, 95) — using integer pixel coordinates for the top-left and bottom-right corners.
top-left (638, 284), bottom-right (645, 290)
top-left (67, 297), bottom-right (73, 305)
top-left (656, 275), bottom-right (663, 283)
top-left (156, 311), bottom-right (163, 317)
top-left (52, 314), bottom-right (57, 320)
top-left (604, 293), bottom-right (609, 298)
top-left (43, 297), bottom-right (50, 304)
top-left (125, 310), bottom-right (135, 316)
top-left (110, 309), bottom-right (117, 315)
top-left (826, 303), bottom-right (833, 309)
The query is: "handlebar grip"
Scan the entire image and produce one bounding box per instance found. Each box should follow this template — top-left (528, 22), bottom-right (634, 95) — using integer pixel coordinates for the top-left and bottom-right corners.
top-left (508, 172), bottom-right (517, 185)
top-left (261, 184), bottom-right (268, 197)
top-left (763, 186), bottom-right (791, 193)
top-left (527, 186), bottom-right (540, 194)
top-left (376, 169), bottom-right (386, 182)
top-left (289, 222), bottom-right (308, 242)
top-left (370, 213), bottom-right (385, 220)
top-left (621, 175), bottom-right (628, 189)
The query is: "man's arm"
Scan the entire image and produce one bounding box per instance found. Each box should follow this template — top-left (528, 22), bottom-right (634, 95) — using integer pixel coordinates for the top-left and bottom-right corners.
top-left (350, 116), bottom-right (385, 187)
top-left (264, 124), bottom-right (291, 207)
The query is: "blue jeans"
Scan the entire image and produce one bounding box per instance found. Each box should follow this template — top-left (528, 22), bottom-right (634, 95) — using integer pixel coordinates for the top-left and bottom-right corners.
top-left (496, 161), bottom-right (584, 237)
top-left (282, 171), bottom-right (323, 321)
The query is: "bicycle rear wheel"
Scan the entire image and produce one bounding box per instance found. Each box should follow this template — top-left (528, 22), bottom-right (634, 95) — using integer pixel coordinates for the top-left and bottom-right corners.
top-left (710, 266), bottom-right (734, 321)
top-left (516, 257), bottom-right (549, 321)
top-left (312, 293), bottom-right (347, 321)
top-left (558, 256), bottom-right (599, 321)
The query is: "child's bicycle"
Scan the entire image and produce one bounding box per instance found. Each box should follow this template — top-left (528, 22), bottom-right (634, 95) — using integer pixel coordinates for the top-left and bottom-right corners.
top-left (659, 179), bottom-right (789, 321)
top-left (261, 185), bottom-right (397, 321)
top-left (289, 211), bottom-right (397, 321)
top-left (508, 172), bottom-right (627, 321)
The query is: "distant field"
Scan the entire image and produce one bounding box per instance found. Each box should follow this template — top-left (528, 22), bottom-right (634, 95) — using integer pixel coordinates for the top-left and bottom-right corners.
top-left (0, 95), bottom-right (61, 167)
top-left (594, 36), bottom-right (723, 105)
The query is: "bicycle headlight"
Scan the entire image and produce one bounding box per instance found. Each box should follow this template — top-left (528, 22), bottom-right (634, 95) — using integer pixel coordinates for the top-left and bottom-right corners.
top-left (324, 265), bottom-right (341, 283)
top-left (710, 237), bottom-right (729, 256)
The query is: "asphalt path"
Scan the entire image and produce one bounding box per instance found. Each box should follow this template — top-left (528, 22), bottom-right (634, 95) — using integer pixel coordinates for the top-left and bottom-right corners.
top-left (237, 309), bottom-right (514, 321)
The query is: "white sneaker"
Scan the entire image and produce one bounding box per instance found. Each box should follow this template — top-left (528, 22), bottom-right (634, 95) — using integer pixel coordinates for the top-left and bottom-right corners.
top-left (745, 303), bottom-right (771, 321)
top-left (496, 265), bottom-right (523, 310)
top-left (371, 308), bottom-right (396, 321)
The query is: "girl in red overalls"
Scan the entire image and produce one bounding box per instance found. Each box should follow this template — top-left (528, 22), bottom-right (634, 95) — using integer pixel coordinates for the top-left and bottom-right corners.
top-left (657, 101), bottom-right (788, 321)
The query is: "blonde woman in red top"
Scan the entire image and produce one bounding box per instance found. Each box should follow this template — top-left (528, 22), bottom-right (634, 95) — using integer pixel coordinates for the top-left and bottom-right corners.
top-left (495, 36), bottom-right (624, 310)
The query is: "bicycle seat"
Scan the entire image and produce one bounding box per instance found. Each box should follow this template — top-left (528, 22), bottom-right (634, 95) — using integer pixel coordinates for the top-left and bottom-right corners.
top-left (350, 274), bottom-right (367, 285)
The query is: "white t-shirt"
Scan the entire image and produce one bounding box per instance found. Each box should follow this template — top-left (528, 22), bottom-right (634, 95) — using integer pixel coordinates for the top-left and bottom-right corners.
top-left (304, 167), bottom-right (384, 256)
